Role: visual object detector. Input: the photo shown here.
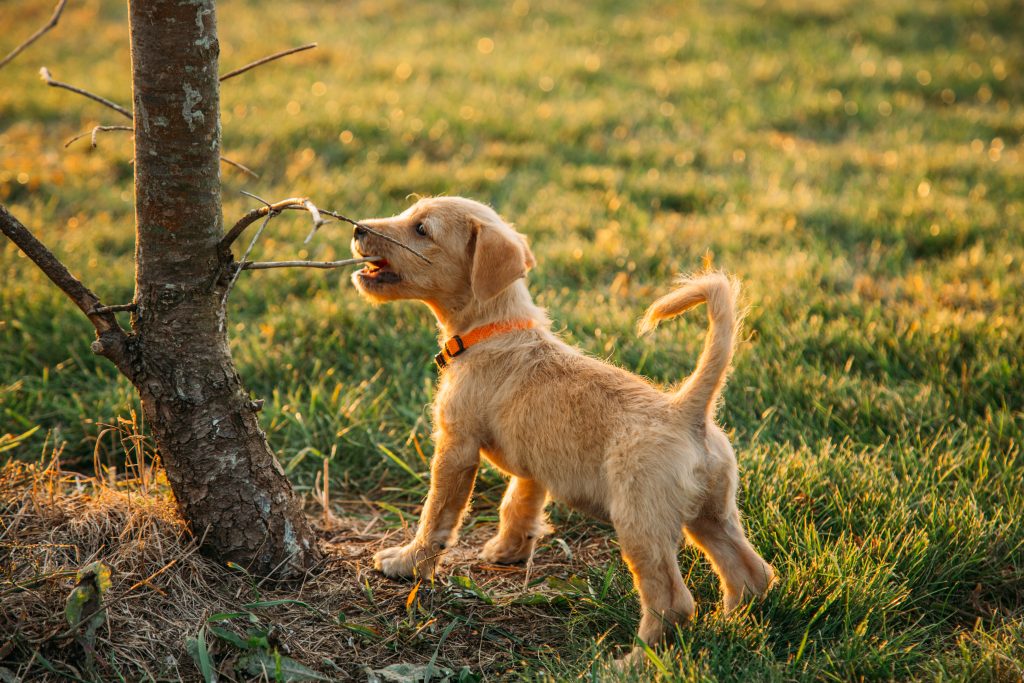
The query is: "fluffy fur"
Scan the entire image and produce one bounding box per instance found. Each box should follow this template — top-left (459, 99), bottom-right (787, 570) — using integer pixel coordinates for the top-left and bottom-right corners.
top-left (350, 197), bottom-right (775, 660)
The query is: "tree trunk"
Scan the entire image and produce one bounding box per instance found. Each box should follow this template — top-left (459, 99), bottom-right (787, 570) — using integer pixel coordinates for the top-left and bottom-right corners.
top-left (125, 0), bottom-right (318, 575)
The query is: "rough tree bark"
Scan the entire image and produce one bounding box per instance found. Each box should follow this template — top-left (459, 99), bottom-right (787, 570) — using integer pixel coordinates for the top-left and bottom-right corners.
top-left (0, 0), bottom-right (320, 576)
top-left (124, 0), bottom-right (319, 576)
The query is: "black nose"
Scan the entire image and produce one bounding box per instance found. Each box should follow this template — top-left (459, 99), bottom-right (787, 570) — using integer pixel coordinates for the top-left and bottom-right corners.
top-left (353, 224), bottom-right (366, 238)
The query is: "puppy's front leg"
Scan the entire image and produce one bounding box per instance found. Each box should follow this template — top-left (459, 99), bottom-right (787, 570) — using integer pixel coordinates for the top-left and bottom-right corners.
top-left (374, 431), bottom-right (479, 580)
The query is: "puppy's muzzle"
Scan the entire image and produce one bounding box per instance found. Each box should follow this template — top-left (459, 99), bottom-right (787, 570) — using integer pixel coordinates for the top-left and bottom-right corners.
top-left (351, 223), bottom-right (374, 258)
top-left (352, 225), bottom-right (401, 285)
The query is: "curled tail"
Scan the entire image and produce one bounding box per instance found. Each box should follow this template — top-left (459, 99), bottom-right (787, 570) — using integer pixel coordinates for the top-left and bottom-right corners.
top-left (638, 272), bottom-right (740, 418)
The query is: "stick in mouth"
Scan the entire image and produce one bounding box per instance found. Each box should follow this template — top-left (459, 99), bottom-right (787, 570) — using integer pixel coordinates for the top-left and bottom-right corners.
top-left (357, 257), bottom-right (401, 283)
top-left (239, 256), bottom-right (381, 271)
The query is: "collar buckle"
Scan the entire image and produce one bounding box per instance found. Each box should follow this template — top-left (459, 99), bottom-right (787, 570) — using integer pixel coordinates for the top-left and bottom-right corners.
top-left (434, 335), bottom-right (466, 370)
top-left (444, 335), bottom-right (466, 358)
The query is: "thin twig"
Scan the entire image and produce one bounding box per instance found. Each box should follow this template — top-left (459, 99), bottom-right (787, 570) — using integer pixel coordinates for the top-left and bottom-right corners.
top-left (239, 189), bottom-right (273, 207)
top-left (54, 540), bottom-right (201, 643)
top-left (219, 43), bottom-right (318, 82)
top-left (223, 194), bottom-right (334, 249)
top-left (219, 211), bottom-right (275, 328)
top-left (41, 71), bottom-right (255, 177)
top-left (0, 0), bottom-right (69, 70)
top-left (319, 208), bottom-right (432, 264)
top-left (240, 257), bottom-right (378, 271)
top-left (302, 199), bottom-right (325, 244)
top-left (62, 125), bottom-right (253, 179)
top-left (233, 211), bottom-right (276, 284)
top-left (219, 155), bottom-right (259, 178)
top-left (39, 67), bottom-right (132, 119)
top-left (218, 192), bottom-right (390, 325)
top-left (221, 193), bottom-right (433, 264)
top-left (64, 125), bottom-right (132, 149)
top-left (221, 195), bottom-right (308, 249)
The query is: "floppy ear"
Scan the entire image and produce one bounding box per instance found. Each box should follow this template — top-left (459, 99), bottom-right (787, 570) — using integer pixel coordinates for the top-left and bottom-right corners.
top-left (470, 218), bottom-right (534, 301)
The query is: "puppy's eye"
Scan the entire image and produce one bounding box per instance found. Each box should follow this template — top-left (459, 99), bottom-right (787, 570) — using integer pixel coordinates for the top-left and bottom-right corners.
top-left (415, 222), bottom-right (428, 237)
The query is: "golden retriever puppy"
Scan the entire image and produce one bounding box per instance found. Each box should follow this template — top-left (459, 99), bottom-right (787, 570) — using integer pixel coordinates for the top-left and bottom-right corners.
top-left (350, 196), bottom-right (775, 660)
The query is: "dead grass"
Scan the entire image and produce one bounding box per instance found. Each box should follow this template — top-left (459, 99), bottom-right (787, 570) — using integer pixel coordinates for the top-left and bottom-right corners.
top-left (0, 459), bottom-right (621, 681)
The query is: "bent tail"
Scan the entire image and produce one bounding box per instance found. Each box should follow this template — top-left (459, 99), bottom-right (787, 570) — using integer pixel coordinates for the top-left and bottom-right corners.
top-left (638, 272), bottom-right (739, 418)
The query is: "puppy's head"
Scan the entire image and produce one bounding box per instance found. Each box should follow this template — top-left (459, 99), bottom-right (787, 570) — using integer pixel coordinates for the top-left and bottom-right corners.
top-left (351, 197), bottom-right (535, 308)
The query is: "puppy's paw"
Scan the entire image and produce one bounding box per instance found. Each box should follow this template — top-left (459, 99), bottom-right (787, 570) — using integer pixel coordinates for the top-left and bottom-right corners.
top-left (374, 542), bottom-right (446, 580)
top-left (373, 544), bottom-right (421, 579)
top-left (755, 562), bottom-right (778, 596)
top-left (479, 534), bottom-right (533, 564)
top-left (612, 647), bottom-right (648, 671)
top-left (723, 562), bottom-right (777, 612)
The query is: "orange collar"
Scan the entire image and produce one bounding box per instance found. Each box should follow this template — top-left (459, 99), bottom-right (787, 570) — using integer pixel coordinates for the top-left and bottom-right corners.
top-left (435, 319), bottom-right (538, 370)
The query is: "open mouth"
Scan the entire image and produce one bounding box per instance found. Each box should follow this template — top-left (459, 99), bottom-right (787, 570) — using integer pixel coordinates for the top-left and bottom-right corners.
top-left (358, 258), bottom-right (401, 284)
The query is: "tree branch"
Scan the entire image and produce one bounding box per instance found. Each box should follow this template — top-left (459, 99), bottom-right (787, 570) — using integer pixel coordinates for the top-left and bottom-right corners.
top-left (219, 43), bottom-right (318, 82)
top-left (219, 156), bottom-right (259, 178)
top-left (217, 194), bottom-right (386, 327)
top-left (301, 199), bottom-right (325, 244)
top-left (44, 72), bottom-right (257, 176)
top-left (220, 193), bottom-right (432, 263)
top-left (0, 0), bottom-right (69, 70)
top-left (219, 210), bottom-right (276, 328)
top-left (90, 303), bottom-right (136, 314)
top-left (240, 257), bottom-right (377, 271)
top-left (220, 196), bottom-right (310, 250)
top-left (0, 204), bottom-right (133, 374)
top-left (319, 208), bottom-right (433, 264)
top-left (39, 67), bottom-right (132, 119)
top-left (64, 125), bottom-right (132, 149)
top-left (217, 193), bottom-right (432, 328)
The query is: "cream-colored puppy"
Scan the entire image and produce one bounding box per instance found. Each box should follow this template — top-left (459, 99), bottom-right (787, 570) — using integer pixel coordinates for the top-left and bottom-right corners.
top-left (351, 197), bottom-right (775, 658)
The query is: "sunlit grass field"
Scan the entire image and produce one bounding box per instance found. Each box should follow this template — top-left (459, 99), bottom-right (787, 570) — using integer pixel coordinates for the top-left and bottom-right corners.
top-left (2, 0), bottom-right (1022, 679)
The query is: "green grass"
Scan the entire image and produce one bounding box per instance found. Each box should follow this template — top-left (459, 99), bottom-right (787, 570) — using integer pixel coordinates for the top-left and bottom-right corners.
top-left (2, 0), bottom-right (1022, 679)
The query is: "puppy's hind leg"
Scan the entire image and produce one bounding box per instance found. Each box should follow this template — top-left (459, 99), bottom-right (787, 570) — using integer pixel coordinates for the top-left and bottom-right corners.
top-left (685, 504), bottom-right (775, 612)
top-left (480, 477), bottom-right (550, 564)
top-left (614, 508), bottom-right (695, 664)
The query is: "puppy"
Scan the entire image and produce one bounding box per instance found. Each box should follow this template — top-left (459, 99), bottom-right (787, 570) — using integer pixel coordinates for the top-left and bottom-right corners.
top-left (351, 197), bottom-right (775, 659)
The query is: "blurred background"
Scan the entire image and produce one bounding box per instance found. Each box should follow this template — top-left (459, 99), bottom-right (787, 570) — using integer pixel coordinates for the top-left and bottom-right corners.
top-left (1, 0), bottom-right (1021, 676)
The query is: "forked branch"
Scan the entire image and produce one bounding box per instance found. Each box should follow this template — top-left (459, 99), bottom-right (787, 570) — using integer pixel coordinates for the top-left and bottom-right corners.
top-left (218, 209), bottom-right (276, 323)
top-left (0, 0), bottom-right (69, 70)
top-left (221, 193), bottom-right (431, 263)
top-left (64, 125), bottom-right (132, 149)
top-left (218, 193), bottom-right (417, 327)
top-left (221, 195), bottom-right (313, 250)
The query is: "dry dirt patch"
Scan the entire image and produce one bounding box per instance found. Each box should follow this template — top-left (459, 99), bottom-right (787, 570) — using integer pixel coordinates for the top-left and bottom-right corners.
top-left (1, 461), bottom-right (620, 681)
